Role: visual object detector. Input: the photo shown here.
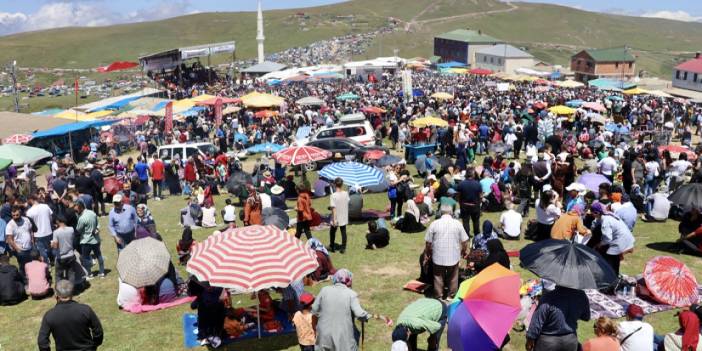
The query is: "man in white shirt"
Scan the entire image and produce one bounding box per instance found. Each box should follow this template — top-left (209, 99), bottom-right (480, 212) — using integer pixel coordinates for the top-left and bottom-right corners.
top-left (425, 205), bottom-right (468, 300)
top-left (329, 178), bottom-right (350, 254)
top-left (642, 187), bottom-right (671, 222)
top-left (618, 304), bottom-right (654, 351)
top-left (258, 188), bottom-right (272, 210)
top-left (498, 201), bottom-right (522, 240)
top-left (668, 155), bottom-right (692, 192)
top-left (6, 206), bottom-right (35, 275)
top-left (598, 151), bottom-right (619, 182)
top-left (26, 195), bottom-right (54, 264)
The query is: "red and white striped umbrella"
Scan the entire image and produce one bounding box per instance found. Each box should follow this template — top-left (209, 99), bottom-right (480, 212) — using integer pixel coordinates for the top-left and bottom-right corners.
top-left (186, 225), bottom-right (318, 291)
top-left (3, 134), bottom-right (33, 145)
top-left (272, 145), bottom-right (331, 166)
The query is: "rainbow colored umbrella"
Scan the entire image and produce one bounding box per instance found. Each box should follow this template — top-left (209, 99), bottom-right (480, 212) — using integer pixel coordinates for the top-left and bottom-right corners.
top-left (448, 264), bottom-right (521, 351)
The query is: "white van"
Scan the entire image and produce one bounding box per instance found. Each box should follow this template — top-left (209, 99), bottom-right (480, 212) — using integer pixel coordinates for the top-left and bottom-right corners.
top-left (157, 142), bottom-right (217, 163)
top-left (305, 113), bottom-right (375, 145)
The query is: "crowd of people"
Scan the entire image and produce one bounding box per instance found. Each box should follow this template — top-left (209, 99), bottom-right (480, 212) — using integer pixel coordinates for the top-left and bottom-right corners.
top-left (3, 55), bottom-right (702, 350)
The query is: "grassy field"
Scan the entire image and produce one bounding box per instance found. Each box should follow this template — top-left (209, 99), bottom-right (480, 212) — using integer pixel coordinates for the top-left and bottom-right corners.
top-left (0, 155), bottom-right (698, 350)
top-left (0, 0), bottom-right (701, 79)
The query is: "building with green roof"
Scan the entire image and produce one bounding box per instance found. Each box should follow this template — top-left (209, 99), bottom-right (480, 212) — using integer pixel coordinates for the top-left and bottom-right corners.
top-left (433, 29), bottom-right (502, 66)
top-left (570, 47), bottom-right (636, 82)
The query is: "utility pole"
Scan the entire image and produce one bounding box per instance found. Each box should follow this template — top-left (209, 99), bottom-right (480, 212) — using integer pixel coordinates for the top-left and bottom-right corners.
top-left (8, 60), bottom-right (20, 112)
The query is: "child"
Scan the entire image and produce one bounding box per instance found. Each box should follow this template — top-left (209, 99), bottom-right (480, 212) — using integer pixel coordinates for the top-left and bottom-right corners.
top-left (292, 293), bottom-right (316, 351)
top-left (24, 249), bottom-right (51, 299)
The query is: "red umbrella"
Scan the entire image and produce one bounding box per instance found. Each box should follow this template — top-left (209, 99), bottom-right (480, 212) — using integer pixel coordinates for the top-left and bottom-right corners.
top-left (3, 134), bottom-right (33, 144)
top-left (659, 145), bottom-right (697, 160)
top-left (469, 68), bottom-right (493, 75)
top-left (644, 256), bottom-right (698, 307)
top-left (254, 110), bottom-right (279, 118)
top-left (272, 146), bottom-right (331, 165)
top-left (186, 225), bottom-right (318, 291)
top-left (364, 149), bottom-right (386, 160)
top-left (97, 61), bottom-right (139, 73)
top-left (361, 106), bottom-right (387, 115)
top-left (320, 106), bottom-right (332, 113)
top-left (534, 79), bottom-right (550, 85)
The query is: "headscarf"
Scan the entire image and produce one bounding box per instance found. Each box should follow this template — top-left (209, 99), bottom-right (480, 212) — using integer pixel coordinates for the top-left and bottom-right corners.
top-left (179, 226), bottom-right (193, 249)
top-left (332, 268), bottom-right (353, 288)
top-left (136, 203), bottom-right (152, 219)
top-left (405, 199), bottom-right (420, 219)
top-left (483, 239), bottom-right (510, 270)
top-left (680, 310), bottom-right (700, 351)
top-left (307, 238), bottom-right (329, 257)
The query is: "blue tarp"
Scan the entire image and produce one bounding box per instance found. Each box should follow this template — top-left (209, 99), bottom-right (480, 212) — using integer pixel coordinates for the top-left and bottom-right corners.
top-left (152, 100), bottom-right (172, 111)
top-left (32, 120), bottom-right (119, 139)
top-left (436, 61), bottom-right (467, 69)
top-left (587, 78), bottom-right (636, 90)
top-left (88, 96), bottom-right (142, 112)
top-left (32, 108), bottom-right (64, 117)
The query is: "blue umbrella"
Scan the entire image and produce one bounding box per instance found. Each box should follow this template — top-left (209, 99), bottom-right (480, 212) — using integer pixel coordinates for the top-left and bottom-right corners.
top-left (606, 95), bottom-right (624, 101)
top-left (376, 154), bottom-right (402, 167)
top-left (318, 162), bottom-right (385, 188)
top-left (234, 132), bottom-right (249, 145)
top-left (246, 143), bottom-right (284, 153)
top-left (566, 99), bottom-right (584, 107)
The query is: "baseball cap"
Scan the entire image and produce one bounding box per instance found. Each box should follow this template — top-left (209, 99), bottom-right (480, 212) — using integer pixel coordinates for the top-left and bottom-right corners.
top-left (299, 292), bottom-right (315, 307)
top-left (626, 304), bottom-right (644, 319)
top-left (590, 202), bottom-right (605, 215)
top-left (112, 194), bottom-right (123, 203)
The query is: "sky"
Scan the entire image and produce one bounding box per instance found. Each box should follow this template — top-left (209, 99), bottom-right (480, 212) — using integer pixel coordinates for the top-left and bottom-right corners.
top-left (0, 0), bottom-right (700, 36)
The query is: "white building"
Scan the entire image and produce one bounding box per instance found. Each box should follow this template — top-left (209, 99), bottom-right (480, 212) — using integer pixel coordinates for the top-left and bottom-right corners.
top-left (474, 44), bottom-right (534, 74)
top-left (672, 53), bottom-right (702, 93)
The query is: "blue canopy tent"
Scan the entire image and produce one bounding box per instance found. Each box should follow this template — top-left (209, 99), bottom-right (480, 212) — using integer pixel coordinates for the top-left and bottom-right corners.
top-left (152, 100), bottom-right (172, 111)
top-left (88, 96), bottom-right (143, 112)
top-left (32, 120), bottom-right (120, 139)
top-left (436, 61), bottom-right (467, 69)
top-left (32, 108), bottom-right (65, 117)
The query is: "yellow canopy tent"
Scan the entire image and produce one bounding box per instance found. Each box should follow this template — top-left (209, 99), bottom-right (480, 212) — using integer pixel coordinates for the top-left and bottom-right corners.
top-left (53, 109), bottom-right (113, 121)
top-left (411, 116), bottom-right (449, 128)
top-left (447, 68), bottom-right (469, 74)
top-left (549, 105), bottom-right (576, 115)
top-left (240, 92), bottom-right (285, 108)
top-left (430, 92), bottom-right (454, 100)
top-left (222, 106), bottom-right (242, 115)
top-left (623, 88), bottom-right (648, 95)
top-left (558, 80), bottom-right (585, 88)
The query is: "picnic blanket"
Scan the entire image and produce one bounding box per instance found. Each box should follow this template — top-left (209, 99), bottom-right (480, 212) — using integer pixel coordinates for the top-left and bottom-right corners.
top-left (122, 296), bottom-right (195, 314)
top-left (182, 309), bottom-right (296, 348)
top-left (586, 286), bottom-right (702, 319)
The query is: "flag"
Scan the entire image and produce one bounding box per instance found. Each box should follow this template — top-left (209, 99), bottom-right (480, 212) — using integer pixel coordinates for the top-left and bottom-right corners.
top-left (214, 98), bottom-right (223, 127)
top-left (74, 79), bottom-right (79, 96)
top-left (165, 101), bottom-right (173, 133)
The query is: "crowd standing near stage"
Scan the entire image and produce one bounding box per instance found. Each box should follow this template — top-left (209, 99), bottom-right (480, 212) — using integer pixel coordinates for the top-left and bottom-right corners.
top-left (3, 52), bottom-right (702, 351)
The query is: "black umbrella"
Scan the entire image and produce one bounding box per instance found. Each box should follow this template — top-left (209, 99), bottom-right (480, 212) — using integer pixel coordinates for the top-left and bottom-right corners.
top-left (519, 239), bottom-right (617, 290)
top-left (588, 140), bottom-right (605, 149)
top-left (669, 183), bottom-right (702, 210)
top-left (262, 207), bottom-right (290, 230)
top-left (226, 171), bottom-right (252, 197)
top-left (376, 154), bottom-right (402, 167)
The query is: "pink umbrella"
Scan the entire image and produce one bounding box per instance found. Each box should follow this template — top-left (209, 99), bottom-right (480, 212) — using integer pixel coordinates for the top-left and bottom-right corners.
top-left (272, 146), bottom-right (331, 166)
top-left (644, 256), bottom-right (698, 307)
top-left (582, 102), bottom-right (606, 113)
top-left (3, 134), bottom-right (33, 144)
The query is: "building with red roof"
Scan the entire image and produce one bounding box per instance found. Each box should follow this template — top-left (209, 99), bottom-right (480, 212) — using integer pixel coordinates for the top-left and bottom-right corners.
top-left (673, 53), bottom-right (702, 92)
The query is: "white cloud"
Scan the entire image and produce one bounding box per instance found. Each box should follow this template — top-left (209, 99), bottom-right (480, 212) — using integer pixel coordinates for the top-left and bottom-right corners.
top-left (0, 1), bottom-right (193, 36)
top-left (641, 10), bottom-right (702, 22)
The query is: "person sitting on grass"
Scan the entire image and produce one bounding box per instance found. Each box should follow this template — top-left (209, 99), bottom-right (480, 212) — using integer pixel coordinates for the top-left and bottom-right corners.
top-left (395, 199), bottom-right (425, 233)
top-left (0, 254), bottom-right (27, 305)
top-left (307, 238), bottom-right (336, 281)
top-left (201, 201), bottom-right (217, 228)
top-left (25, 249), bottom-right (52, 299)
top-left (365, 220), bottom-right (389, 250)
top-left (177, 227), bottom-right (196, 266)
top-left (662, 310), bottom-right (702, 351)
top-left (583, 317), bottom-right (621, 351)
top-left (641, 186), bottom-right (671, 223)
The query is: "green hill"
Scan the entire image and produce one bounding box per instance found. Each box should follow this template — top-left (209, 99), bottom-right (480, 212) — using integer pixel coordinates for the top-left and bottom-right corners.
top-left (0, 0), bottom-right (700, 78)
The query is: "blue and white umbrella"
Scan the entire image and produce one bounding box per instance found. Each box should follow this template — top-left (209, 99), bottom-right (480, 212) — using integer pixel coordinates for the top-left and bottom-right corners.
top-left (318, 162), bottom-right (385, 188)
top-left (246, 143), bottom-right (284, 153)
top-left (234, 132), bottom-right (249, 145)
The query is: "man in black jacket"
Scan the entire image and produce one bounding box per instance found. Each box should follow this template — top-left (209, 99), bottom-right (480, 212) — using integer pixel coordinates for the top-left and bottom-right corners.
top-left (0, 254), bottom-right (26, 305)
top-left (38, 280), bottom-right (103, 351)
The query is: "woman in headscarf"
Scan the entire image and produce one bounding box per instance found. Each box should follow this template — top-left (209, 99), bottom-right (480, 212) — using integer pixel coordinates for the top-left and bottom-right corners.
top-left (176, 226), bottom-right (195, 265)
top-left (307, 238), bottom-right (336, 281)
top-left (165, 153), bottom-right (182, 195)
top-left (475, 239), bottom-right (510, 272)
top-left (663, 310), bottom-right (701, 351)
top-left (312, 269), bottom-right (369, 351)
top-left (395, 199), bottom-right (425, 233)
top-left (136, 203), bottom-right (157, 235)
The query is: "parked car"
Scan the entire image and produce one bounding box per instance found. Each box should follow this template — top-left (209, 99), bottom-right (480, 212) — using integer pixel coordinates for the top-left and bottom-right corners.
top-left (157, 142), bottom-right (217, 164)
top-left (305, 137), bottom-right (388, 169)
top-left (298, 113), bottom-right (376, 146)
